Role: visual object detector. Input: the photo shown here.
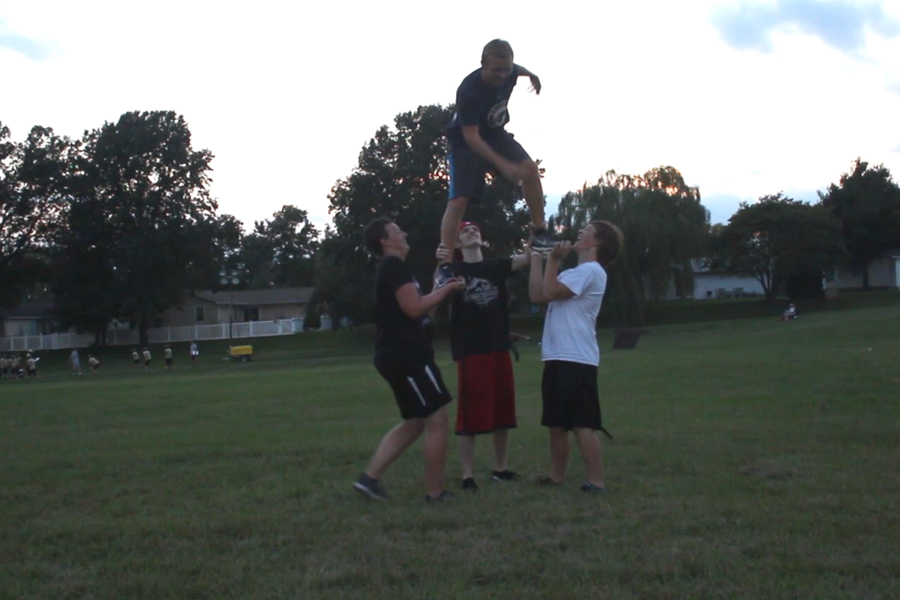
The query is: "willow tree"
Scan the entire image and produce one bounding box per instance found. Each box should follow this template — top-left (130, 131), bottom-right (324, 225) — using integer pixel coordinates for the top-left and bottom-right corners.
top-left (555, 166), bottom-right (709, 325)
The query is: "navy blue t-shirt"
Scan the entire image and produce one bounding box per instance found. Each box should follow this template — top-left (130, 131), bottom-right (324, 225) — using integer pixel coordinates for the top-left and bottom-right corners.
top-left (374, 255), bottom-right (434, 362)
top-left (449, 258), bottom-right (514, 361)
top-left (446, 65), bottom-right (520, 150)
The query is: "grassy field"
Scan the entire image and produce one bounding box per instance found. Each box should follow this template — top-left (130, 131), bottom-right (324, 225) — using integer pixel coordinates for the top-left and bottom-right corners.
top-left (2, 302), bottom-right (899, 599)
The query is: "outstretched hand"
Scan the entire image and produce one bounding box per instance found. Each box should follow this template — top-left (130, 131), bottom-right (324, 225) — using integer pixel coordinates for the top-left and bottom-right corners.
top-left (529, 74), bottom-right (542, 94)
top-left (435, 244), bottom-right (451, 262)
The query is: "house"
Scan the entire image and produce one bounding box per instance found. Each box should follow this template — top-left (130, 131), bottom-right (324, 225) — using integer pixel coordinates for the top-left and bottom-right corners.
top-left (831, 251), bottom-right (900, 290)
top-left (159, 287), bottom-right (315, 327)
top-left (0, 301), bottom-right (57, 337)
top-left (658, 262), bottom-right (765, 300)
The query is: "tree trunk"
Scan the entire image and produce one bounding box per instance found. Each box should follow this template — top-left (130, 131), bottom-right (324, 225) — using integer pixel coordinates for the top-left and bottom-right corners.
top-left (862, 262), bottom-right (870, 290)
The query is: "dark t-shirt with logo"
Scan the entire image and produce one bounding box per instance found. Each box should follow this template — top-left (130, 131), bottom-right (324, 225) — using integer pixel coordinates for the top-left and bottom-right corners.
top-left (375, 255), bottom-right (434, 362)
top-left (446, 65), bottom-right (521, 150)
top-left (449, 257), bottom-right (514, 360)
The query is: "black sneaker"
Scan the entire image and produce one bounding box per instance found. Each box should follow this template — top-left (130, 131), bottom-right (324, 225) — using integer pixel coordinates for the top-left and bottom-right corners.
top-left (434, 263), bottom-right (456, 289)
top-left (353, 473), bottom-right (389, 501)
top-left (461, 477), bottom-right (479, 491)
top-left (580, 482), bottom-right (608, 493)
top-left (425, 490), bottom-right (456, 503)
top-left (531, 228), bottom-right (556, 252)
top-left (491, 470), bottom-right (521, 482)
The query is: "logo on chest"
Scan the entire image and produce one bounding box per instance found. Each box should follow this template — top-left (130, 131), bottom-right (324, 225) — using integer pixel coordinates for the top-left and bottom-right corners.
top-left (464, 277), bottom-right (499, 307)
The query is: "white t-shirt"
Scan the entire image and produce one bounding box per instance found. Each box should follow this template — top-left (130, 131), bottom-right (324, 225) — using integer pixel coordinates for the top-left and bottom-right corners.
top-left (541, 261), bottom-right (607, 366)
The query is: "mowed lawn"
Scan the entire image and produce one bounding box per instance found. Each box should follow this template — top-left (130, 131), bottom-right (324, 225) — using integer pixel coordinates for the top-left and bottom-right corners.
top-left (1, 304), bottom-right (899, 599)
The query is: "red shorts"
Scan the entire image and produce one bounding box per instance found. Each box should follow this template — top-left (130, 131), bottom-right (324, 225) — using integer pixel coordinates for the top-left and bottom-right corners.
top-left (455, 351), bottom-right (517, 435)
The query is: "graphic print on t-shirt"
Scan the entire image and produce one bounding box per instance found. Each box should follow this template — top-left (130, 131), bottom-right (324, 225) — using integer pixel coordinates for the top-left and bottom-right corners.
top-left (487, 101), bottom-right (509, 128)
top-left (464, 277), bottom-right (499, 308)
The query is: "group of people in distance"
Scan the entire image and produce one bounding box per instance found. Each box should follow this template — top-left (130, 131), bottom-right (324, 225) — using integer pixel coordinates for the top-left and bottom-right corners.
top-left (353, 39), bottom-right (625, 502)
top-left (0, 352), bottom-right (41, 382)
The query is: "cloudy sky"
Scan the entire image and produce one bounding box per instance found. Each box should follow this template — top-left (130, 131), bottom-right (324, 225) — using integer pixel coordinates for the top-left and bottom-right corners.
top-left (3, 0), bottom-right (899, 230)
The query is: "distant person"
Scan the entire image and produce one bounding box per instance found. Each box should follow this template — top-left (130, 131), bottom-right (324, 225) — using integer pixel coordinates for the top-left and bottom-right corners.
top-left (69, 349), bottom-right (82, 375)
top-left (437, 39), bottom-right (553, 287)
top-left (164, 345), bottom-right (173, 370)
top-left (529, 221), bottom-right (623, 493)
top-left (25, 353), bottom-right (39, 382)
top-left (353, 217), bottom-right (464, 503)
top-left (782, 303), bottom-right (798, 321)
top-left (132, 348), bottom-right (140, 368)
top-left (190, 341), bottom-right (199, 366)
top-left (0, 355), bottom-right (8, 381)
top-left (436, 221), bottom-right (530, 491)
top-left (88, 355), bottom-right (101, 372)
top-left (12, 354), bottom-right (22, 378)
top-left (142, 348), bottom-right (152, 371)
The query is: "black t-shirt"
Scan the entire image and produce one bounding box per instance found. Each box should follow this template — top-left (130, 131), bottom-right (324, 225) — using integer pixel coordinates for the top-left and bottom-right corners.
top-left (446, 65), bottom-right (520, 150)
top-left (374, 255), bottom-right (434, 362)
top-left (449, 257), bottom-right (514, 360)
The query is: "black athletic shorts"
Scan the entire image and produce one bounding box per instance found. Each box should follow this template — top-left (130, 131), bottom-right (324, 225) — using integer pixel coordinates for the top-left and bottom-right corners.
top-left (541, 360), bottom-right (603, 431)
top-left (448, 130), bottom-right (531, 202)
top-left (375, 357), bottom-right (452, 420)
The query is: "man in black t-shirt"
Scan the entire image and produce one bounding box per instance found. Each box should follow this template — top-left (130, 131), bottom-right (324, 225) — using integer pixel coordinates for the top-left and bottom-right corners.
top-left (353, 218), bottom-right (465, 503)
top-left (437, 39), bottom-right (553, 287)
top-left (438, 222), bottom-right (531, 491)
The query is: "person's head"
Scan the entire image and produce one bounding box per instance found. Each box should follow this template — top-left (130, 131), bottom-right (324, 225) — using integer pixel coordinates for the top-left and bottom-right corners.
top-left (457, 221), bottom-right (482, 249)
top-left (574, 220), bottom-right (624, 268)
top-left (481, 39), bottom-right (514, 87)
top-left (364, 217), bottom-right (408, 258)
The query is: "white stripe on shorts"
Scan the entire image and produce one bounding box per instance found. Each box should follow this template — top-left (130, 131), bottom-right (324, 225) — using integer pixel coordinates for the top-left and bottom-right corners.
top-left (406, 376), bottom-right (426, 406)
top-left (424, 365), bottom-right (442, 393)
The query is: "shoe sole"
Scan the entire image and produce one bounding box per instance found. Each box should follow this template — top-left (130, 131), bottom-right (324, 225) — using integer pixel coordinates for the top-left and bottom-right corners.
top-left (353, 482), bottom-right (388, 501)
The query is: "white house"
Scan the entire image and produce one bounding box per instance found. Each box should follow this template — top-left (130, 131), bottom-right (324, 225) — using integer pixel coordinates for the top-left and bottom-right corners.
top-left (658, 262), bottom-right (765, 300)
top-left (831, 251), bottom-right (900, 290)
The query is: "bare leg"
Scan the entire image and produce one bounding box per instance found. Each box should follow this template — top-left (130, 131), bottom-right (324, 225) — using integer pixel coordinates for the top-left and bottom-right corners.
top-left (440, 197), bottom-right (468, 263)
top-left (548, 427), bottom-right (569, 483)
top-left (458, 434), bottom-right (476, 479)
top-left (520, 160), bottom-right (546, 230)
top-left (573, 428), bottom-right (605, 488)
top-left (364, 419), bottom-right (425, 479)
top-left (492, 429), bottom-right (509, 472)
top-left (423, 406), bottom-right (449, 497)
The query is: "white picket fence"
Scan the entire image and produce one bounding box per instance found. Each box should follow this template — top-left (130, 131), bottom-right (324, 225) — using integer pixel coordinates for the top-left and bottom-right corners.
top-left (0, 319), bottom-right (303, 352)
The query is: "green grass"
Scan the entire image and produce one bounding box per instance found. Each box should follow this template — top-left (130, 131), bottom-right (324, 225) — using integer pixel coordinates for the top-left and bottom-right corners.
top-left (2, 303), bottom-right (899, 599)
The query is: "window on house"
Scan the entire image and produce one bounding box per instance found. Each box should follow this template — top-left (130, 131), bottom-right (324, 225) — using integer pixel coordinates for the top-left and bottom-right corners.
top-left (243, 307), bottom-right (260, 322)
top-left (196, 306), bottom-right (205, 323)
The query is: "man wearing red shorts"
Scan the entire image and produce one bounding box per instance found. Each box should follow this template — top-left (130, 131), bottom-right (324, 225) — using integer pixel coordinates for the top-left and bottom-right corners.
top-left (438, 222), bottom-right (531, 490)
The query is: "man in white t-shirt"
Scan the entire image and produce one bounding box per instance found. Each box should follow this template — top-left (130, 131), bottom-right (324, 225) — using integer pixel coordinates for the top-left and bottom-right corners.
top-left (529, 220), bottom-right (623, 493)
top-left (69, 349), bottom-right (82, 375)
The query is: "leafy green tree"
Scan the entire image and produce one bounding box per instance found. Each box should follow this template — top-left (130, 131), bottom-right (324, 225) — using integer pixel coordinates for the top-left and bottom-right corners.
top-left (318, 104), bottom-right (530, 323)
top-left (53, 111), bottom-right (217, 344)
top-left (723, 194), bottom-right (844, 301)
top-left (555, 166), bottom-right (709, 325)
top-left (819, 159), bottom-right (900, 288)
top-left (0, 123), bottom-right (70, 308)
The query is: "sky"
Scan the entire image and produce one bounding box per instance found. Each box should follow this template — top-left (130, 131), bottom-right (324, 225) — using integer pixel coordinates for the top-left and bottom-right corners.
top-left (3, 0), bottom-right (900, 231)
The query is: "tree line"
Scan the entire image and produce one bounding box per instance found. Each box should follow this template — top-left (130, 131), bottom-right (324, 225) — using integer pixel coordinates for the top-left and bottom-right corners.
top-left (3, 107), bottom-right (899, 339)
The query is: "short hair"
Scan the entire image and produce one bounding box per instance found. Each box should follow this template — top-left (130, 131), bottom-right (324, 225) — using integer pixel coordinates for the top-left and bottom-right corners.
top-left (591, 220), bottom-right (624, 269)
top-left (364, 217), bottom-right (393, 257)
top-left (482, 39), bottom-right (513, 63)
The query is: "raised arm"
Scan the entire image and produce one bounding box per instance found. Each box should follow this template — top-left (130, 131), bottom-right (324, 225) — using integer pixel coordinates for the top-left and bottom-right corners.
top-left (529, 243), bottom-right (575, 303)
top-left (515, 64), bottom-right (541, 94)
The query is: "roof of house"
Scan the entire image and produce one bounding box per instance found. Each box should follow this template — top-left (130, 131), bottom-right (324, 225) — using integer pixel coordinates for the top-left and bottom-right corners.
top-left (192, 287), bottom-right (315, 306)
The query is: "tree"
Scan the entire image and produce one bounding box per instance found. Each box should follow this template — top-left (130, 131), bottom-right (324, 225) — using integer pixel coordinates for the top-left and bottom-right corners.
top-left (820, 159), bottom-right (900, 289)
top-left (554, 166), bottom-right (709, 325)
top-left (52, 111), bottom-right (218, 344)
top-left (723, 193), bottom-right (844, 301)
top-left (238, 205), bottom-right (319, 289)
top-left (318, 104), bottom-right (530, 323)
top-left (0, 123), bottom-right (70, 308)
